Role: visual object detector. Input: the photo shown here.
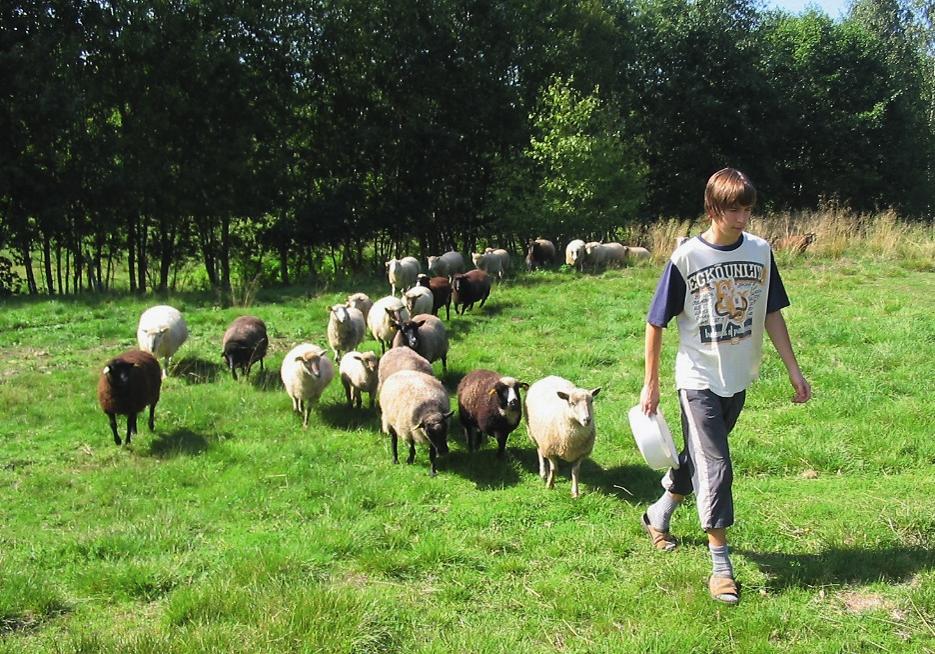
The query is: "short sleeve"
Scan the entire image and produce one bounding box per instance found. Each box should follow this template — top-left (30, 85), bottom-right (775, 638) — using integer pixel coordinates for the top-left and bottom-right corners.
top-left (766, 252), bottom-right (790, 313)
top-left (647, 261), bottom-right (686, 327)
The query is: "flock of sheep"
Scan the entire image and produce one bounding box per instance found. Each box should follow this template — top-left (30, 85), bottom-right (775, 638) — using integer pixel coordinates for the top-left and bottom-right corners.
top-left (97, 238), bottom-right (649, 494)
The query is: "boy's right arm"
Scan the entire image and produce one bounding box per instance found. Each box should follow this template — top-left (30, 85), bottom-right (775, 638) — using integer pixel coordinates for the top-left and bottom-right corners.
top-left (641, 323), bottom-right (663, 415)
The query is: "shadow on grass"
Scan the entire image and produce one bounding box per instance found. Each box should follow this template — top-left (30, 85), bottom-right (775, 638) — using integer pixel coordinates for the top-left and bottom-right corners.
top-left (249, 367), bottom-right (282, 392)
top-left (739, 546), bottom-right (935, 589)
top-left (443, 446), bottom-right (522, 489)
top-left (172, 356), bottom-right (223, 385)
top-left (145, 428), bottom-right (214, 458)
top-left (319, 402), bottom-right (380, 431)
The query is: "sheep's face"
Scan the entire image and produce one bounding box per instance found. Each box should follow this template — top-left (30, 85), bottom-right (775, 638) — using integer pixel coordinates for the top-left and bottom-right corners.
top-left (141, 327), bottom-right (167, 353)
top-left (398, 320), bottom-right (425, 350)
top-left (299, 353), bottom-right (322, 377)
top-left (494, 377), bottom-right (528, 420)
top-left (471, 253), bottom-right (484, 266)
top-left (419, 410), bottom-right (453, 455)
top-left (103, 360), bottom-right (135, 390)
top-left (331, 305), bottom-right (349, 323)
top-left (557, 387), bottom-right (601, 428)
top-left (452, 275), bottom-right (464, 293)
top-left (427, 256), bottom-right (439, 270)
top-left (358, 353), bottom-right (379, 374)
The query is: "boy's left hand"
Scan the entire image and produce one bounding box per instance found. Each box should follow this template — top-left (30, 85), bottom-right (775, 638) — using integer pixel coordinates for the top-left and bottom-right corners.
top-left (790, 372), bottom-right (811, 403)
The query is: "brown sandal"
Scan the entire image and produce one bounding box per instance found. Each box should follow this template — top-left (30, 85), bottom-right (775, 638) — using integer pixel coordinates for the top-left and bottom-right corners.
top-left (708, 575), bottom-right (740, 604)
top-left (641, 513), bottom-right (678, 552)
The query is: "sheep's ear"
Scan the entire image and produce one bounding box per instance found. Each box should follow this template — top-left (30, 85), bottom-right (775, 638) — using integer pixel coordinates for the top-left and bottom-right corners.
top-left (353, 354), bottom-right (364, 361)
top-left (414, 320), bottom-right (426, 328)
top-left (294, 355), bottom-right (305, 362)
top-left (556, 391), bottom-right (570, 401)
top-left (385, 307), bottom-right (395, 316)
top-left (517, 382), bottom-right (530, 390)
top-left (589, 387), bottom-right (601, 398)
top-left (443, 410), bottom-right (454, 419)
top-left (488, 388), bottom-right (498, 396)
top-left (102, 366), bottom-right (110, 375)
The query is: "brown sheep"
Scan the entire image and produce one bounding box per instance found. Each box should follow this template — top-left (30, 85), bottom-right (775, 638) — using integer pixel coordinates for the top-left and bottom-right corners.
top-left (416, 274), bottom-right (452, 320)
top-left (774, 233), bottom-right (817, 254)
top-left (98, 349), bottom-right (162, 446)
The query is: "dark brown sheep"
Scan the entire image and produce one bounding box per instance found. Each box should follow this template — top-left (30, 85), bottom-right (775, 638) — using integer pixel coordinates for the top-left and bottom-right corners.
top-left (222, 315), bottom-right (269, 380)
top-left (452, 270), bottom-right (491, 315)
top-left (457, 370), bottom-right (528, 457)
top-left (98, 349), bottom-right (162, 446)
top-left (416, 274), bottom-right (452, 320)
top-left (525, 238), bottom-right (556, 270)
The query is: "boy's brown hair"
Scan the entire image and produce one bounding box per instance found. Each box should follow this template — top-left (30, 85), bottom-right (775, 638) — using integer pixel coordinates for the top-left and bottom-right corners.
top-left (704, 168), bottom-right (757, 217)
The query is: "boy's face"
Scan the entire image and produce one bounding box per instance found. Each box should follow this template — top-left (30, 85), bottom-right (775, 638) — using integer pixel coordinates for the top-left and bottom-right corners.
top-left (712, 204), bottom-right (752, 235)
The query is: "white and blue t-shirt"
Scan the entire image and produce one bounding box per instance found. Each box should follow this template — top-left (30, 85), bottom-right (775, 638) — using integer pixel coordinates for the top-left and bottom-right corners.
top-left (647, 233), bottom-right (789, 396)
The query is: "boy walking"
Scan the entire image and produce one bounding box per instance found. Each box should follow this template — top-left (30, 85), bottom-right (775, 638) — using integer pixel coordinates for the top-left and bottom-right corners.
top-left (640, 168), bottom-right (811, 604)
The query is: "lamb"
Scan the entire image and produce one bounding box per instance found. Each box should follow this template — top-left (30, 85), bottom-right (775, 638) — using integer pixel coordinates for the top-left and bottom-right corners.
top-left (221, 315), bottom-right (269, 380)
top-left (98, 349), bottom-right (162, 446)
top-left (386, 256), bottom-right (421, 295)
top-left (525, 238), bottom-right (556, 270)
top-left (280, 343), bottom-right (334, 428)
top-left (376, 346), bottom-right (434, 398)
top-left (565, 239), bottom-right (586, 271)
top-left (524, 376), bottom-right (601, 498)
top-left (339, 351), bottom-right (380, 409)
top-left (457, 370), bottom-right (529, 457)
top-left (416, 274), bottom-right (452, 320)
top-left (471, 250), bottom-right (509, 281)
top-left (346, 292), bottom-right (373, 323)
top-left (404, 285), bottom-right (434, 317)
top-left (379, 369), bottom-right (453, 476)
top-left (582, 242), bottom-right (609, 272)
top-left (391, 313), bottom-right (449, 372)
top-left (625, 246), bottom-right (651, 263)
top-left (774, 233), bottom-right (816, 254)
top-left (327, 304), bottom-right (366, 359)
top-left (367, 295), bottom-right (410, 353)
top-left (426, 251), bottom-right (466, 278)
top-left (451, 270), bottom-right (491, 315)
top-left (136, 305), bottom-right (188, 378)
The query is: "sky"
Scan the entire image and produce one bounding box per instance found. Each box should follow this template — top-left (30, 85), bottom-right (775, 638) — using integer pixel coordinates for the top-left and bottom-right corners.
top-left (762, 0), bottom-right (851, 18)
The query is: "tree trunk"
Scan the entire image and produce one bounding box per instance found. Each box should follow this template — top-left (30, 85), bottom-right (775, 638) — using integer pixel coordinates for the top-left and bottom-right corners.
top-left (279, 242), bottom-right (289, 285)
top-left (137, 215), bottom-right (147, 294)
top-left (20, 238), bottom-right (38, 295)
top-left (55, 241), bottom-right (63, 294)
top-left (220, 215), bottom-right (231, 292)
top-left (157, 216), bottom-right (174, 292)
top-left (128, 214), bottom-right (137, 293)
top-left (42, 234), bottom-right (54, 294)
top-left (72, 240), bottom-right (82, 293)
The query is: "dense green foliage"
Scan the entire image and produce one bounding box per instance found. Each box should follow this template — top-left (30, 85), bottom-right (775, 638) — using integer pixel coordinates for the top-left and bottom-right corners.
top-left (2, 0), bottom-right (933, 295)
top-left (0, 250), bottom-right (932, 651)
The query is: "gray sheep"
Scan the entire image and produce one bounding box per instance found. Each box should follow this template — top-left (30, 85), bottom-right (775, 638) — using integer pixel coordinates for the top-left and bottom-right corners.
top-left (221, 315), bottom-right (269, 380)
top-left (98, 349), bottom-right (162, 446)
top-left (376, 347), bottom-right (434, 398)
top-left (379, 370), bottom-right (453, 476)
top-left (457, 370), bottom-right (529, 457)
top-left (390, 313), bottom-right (449, 372)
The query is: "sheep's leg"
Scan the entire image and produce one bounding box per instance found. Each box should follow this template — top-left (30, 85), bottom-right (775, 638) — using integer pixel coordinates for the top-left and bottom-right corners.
top-left (570, 460), bottom-right (582, 498)
top-left (127, 413), bottom-right (137, 445)
top-left (368, 391), bottom-right (375, 409)
top-left (546, 457), bottom-right (558, 489)
top-left (441, 354), bottom-right (447, 373)
top-left (496, 433), bottom-right (508, 458)
top-left (445, 302), bottom-right (450, 320)
top-left (342, 379), bottom-right (352, 406)
top-left (108, 413), bottom-right (121, 446)
top-left (407, 442), bottom-right (416, 464)
top-left (391, 430), bottom-right (399, 464)
top-left (148, 404), bottom-right (156, 431)
top-left (302, 405), bottom-right (310, 428)
top-left (428, 446), bottom-right (438, 477)
top-left (537, 449), bottom-right (547, 479)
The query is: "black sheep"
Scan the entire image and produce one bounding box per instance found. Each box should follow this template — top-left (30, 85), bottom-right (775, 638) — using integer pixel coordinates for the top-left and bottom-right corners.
top-left (416, 274), bottom-right (452, 320)
top-left (457, 369), bottom-right (529, 457)
top-left (222, 316), bottom-right (269, 380)
top-left (451, 270), bottom-right (491, 315)
top-left (98, 349), bottom-right (162, 446)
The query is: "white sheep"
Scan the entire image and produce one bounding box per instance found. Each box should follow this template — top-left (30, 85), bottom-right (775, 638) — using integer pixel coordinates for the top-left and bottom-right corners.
top-left (339, 351), bottom-right (379, 409)
top-left (386, 257), bottom-right (421, 295)
top-left (367, 295), bottom-right (410, 353)
top-left (280, 343), bottom-right (334, 428)
top-left (426, 251), bottom-right (466, 278)
top-left (403, 285), bottom-right (434, 316)
top-left (525, 376), bottom-right (601, 498)
top-left (471, 250), bottom-right (508, 282)
top-left (583, 242), bottom-right (609, 272)
top-left (379, 369), bottom-right (453, 476)
top-left (346, 292), bottom-right (373, 323)
top-left (327, 304), bottom-right (366, 359)
top-left (136, 305), bottom-right (188, 378)
top-left (565, 239), bottom-right (586, 271)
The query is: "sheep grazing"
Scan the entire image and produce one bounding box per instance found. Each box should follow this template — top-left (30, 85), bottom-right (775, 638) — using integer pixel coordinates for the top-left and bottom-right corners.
top-left (582, 242), bottom-right (609, 272)
top-left (377, 346), bottom-right (434, 398)
top-left (404, 285), bottom-right (434, 317)
top-left (426, 251), bottom-right (466, 278)
top-left (367, 296), bottom-right (410, 353)
top-left (137, 305), bottom-right (188, 378)
top-left (471, 249), bottom-right (509, 282)
top-left (525, 238), bottom-right (556, 270)
top-left (339, 351), bottom-right (379, 409)
top-left (524, 376), bottom-right (601, 498)
top-left (98, 349), bottom-right (162, 446)
top-left (327, 304), bottom-right (366, 359)
top-left (602, 242), bottom-right (628, 268)
top-left (565, 239), bottom-right (586, 271)
top-left (379, 370), bottom-right (453, 476)
top-left (416, 274), bottom-right (452, 320)
top-left (221, 315), bottom-right (269, 380)
top-left (452, 270), bottom-right (491, 315)
top-left (346, 292), bottom-right (373, 323)
top-left (280, 343), bottom-right (334, 428)
top-left (625, 246), bottom-right (651, 263)
top-left (774, 233), bottom-right (816, 254)
top-left (457, 370), bottom-right (529, 457)
top-left (386, 257), bottom-right (421, 296)
top-left (391, 313), bottom-right (449, 372)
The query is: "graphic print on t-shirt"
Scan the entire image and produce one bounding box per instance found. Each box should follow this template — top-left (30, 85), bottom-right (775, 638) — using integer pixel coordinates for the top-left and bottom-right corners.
top-left (685, 261), bottom-right (766, 344)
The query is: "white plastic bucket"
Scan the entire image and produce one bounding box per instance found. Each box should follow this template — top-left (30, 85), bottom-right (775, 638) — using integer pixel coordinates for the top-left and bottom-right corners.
top-left (628, 404), bottom-right (680, 470)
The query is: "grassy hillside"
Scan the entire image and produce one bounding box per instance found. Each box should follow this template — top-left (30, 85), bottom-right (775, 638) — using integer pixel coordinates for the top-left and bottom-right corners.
top-left (0, 253), bottom-right (932, 653)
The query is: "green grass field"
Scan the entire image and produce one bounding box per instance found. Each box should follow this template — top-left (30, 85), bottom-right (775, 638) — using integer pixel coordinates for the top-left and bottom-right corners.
top-left (0, 254), bottom-right (933, 653)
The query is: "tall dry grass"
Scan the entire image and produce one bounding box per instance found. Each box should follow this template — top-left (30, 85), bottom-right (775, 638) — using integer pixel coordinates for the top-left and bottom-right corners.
top-left (630, 209), bottom-right (934, 269)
